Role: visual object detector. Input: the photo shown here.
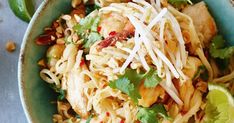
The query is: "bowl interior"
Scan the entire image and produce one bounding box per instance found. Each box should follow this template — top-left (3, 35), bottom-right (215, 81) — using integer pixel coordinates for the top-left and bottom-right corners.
top-left (204, 0), bottom-right (234, 45)
top-left (19, 0), bottom-right (71, 122)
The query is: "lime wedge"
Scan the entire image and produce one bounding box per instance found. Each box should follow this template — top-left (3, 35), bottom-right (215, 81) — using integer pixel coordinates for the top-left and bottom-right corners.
top-left (204, 83), bottom-right (234, 123)
top-left (8, 0), bottom-right (35, 22)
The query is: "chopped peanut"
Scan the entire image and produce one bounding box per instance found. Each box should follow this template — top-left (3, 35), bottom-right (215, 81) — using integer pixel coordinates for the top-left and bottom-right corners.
top-left (38, 59), bottom-right (47, 68)
top-left (5, 40), bottom-right (16, 52)
top-left (72, 0), bottom-right (82, 8)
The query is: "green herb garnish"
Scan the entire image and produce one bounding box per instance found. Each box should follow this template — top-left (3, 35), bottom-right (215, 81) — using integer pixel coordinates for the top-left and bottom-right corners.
top-left (86, 114), bottom-right (93, 123)
top-left (85, 4), bottom-right (101, 15)
top-left (75, 114), bottom-right (81, 119)
top-left (209, 35), bottom-right (234, 59)
top-left (137, 104), bottom-right (169, 123)
top-left (109, 77), bottom-right (141, 103)
top-left (109, 69), bottom-right (143, 103)
top-left (168, 0), bottom-right (192, 6)
top-left (144, 69), bottom-right (162, 88)
top-left (192, 65), bottom-right (206, 80)
top-left (109, 69), bottom-right (162, 103)
top-left (49, 84), bottom-right (66, 100)
top-left (84, 32), bottom-right (102, 48)
top-left (73, 16), bottom-right (102, 48)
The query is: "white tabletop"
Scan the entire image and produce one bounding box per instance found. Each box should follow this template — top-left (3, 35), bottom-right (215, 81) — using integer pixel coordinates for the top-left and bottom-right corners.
top-left (0, 0), bottom-right (42, 122)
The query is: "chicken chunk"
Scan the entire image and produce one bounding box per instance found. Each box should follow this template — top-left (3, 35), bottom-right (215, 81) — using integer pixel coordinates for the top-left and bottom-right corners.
top-left (182, 2), bottom-right (217, 47)
top-left (138, 84), bottom-right (166, 107)
top-left (99, 12), bottom-right (134, 38)
top-left (65, 66), bottom-right (89, 118)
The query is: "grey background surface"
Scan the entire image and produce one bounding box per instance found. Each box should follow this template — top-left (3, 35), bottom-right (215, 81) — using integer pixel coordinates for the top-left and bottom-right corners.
top-left (0, 0), bottom-right (42, 122)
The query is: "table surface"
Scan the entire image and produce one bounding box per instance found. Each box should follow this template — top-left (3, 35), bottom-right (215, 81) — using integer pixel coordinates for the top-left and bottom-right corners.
top-left (0, 0), bottom-right (42, 122)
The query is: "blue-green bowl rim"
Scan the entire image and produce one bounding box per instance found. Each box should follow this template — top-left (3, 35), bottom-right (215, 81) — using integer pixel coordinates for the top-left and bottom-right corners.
top-left (18, 0), bottom-right (50, 122)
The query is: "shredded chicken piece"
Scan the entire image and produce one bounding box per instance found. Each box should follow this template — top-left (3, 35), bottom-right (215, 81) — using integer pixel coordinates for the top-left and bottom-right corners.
top-left (182, 1), bottom-right (217, 47)
top-left (65, 66), bottom-right (89, 118)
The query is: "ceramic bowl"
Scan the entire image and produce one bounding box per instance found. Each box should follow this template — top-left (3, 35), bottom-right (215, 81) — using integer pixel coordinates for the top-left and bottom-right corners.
top-left (18, 0), bottom-right (72, 122)
top-left (18, 0), bottom-right (234, 123)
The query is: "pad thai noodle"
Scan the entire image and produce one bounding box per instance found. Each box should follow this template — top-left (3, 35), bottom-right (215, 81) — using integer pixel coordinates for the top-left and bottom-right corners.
top-left (36, 0), bottom-right (234, 122)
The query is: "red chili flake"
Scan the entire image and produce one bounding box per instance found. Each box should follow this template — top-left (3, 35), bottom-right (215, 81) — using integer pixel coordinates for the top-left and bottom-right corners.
top-left (106, 112), bottom-right (110, 117)
top-left (120, 119), bottom-right (125, 123)
top-left (80, 59), bottom-right (85, 66)
top-left (109, 31), bottom-right (117, 36)
top-left (97, 26), bottom-right (102, 33)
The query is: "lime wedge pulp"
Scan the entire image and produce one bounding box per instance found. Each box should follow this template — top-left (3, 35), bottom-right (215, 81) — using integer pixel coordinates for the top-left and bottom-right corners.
top-left (8, 0), bottom-right (35, 22)
top-left (205, 83), bottom-right (234, 123)
top-left (208, 83), bottom-right (234, 106)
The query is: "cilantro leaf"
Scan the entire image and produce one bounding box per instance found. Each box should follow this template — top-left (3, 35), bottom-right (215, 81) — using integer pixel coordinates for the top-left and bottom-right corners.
top-left (74, 16), bottom-right (100, 33)
top-left (84, 32), bottom-right (102, 48)
top-left (75, 114), bottom-right (81, 119)
top-left (86, 114), bottom-right (93, 123)
top-left (85, 4), bottom-right (101, 15)
top-left (73, 16), bottom-right (102, 48)
top-left (57, 89), bottom-right (66, 100)
top-left (49, 84), bottom-right (66, 100)
top-left (209, 35), bottom-right (234, 59)
top-left (192, 65), bottom-right (207, 80)
top-left (109, 77), bottom-right (141, 103)
top-left (168, 0), bottom-right (192, 6)
top-left (144, 69), bottom-right (162, 88)
top-left (215, 58), bottom-right (229, 71)
top-left (123, 69), bottom-right (145, 86)
top-left (109, 69), bottom-right (163, 103)
top-left (137, 104), bottom-right (169, 123)
top-left (91, 17), bottom-right (100, 32)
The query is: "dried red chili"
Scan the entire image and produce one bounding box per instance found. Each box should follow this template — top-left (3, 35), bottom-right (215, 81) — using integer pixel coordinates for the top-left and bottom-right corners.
top-left (98, 30), bottom-right (134, 50)
top-left (109, 31), bottom-right (117, 36)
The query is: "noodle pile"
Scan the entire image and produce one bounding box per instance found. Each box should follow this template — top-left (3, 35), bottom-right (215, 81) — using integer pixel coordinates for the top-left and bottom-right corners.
top-left (37, 0), bottom-right (234, 123)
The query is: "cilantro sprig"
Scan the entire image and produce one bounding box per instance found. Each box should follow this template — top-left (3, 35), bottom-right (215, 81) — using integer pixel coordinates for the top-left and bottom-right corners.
top-left (86, 114), bottom-right (93, 123)
top-left (85, 4), bottom-right (101, 15)
top-left (49, 84), bottom-right (66, 100)
top-left (144, 69), bottom-right (162, 88)
top-left (109, 69), bottom-right (162, 103)
top-left (209, 35), bottom-right (234, 59)
top-left (192, 65), bottom-right (209, 81)
top-left (168, 0), bottom-right (193, 6)
top-left (110, 77), bottom-right (141, 103)
top-left (73, 16), bottom-right (102, 49)
top-left (137, 104), bottom-right (169, 123)
top-left (109, 69), bottom-right (143, 103)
